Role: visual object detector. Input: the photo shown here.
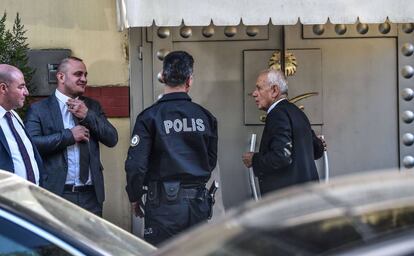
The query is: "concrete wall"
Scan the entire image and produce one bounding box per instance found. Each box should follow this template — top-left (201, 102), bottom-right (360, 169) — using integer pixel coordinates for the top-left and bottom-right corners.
top-left (0, 0), bottom-right (128, 85)
top-left (102, 118), bottom-right (130, 230)
top-left (0, 0), bottom-right (132, 230)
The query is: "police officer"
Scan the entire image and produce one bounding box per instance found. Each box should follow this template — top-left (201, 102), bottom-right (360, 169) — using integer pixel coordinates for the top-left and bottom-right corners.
top-left (125, 51), bottom-right (218, 246)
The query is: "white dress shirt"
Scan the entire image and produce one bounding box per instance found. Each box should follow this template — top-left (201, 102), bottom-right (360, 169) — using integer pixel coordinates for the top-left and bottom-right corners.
top-left (0, 106), bottom-right (40, 185)
top-left (55, 90), bottom-right (91, 185)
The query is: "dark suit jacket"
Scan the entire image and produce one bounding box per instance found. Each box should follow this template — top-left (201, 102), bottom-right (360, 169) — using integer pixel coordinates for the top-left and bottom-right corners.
top-left (24, 94), bottom-right (118, 204)
top-left (0, 112), bottom-right (44, 186)
top-left (252, 99), bottom-right (324, 195)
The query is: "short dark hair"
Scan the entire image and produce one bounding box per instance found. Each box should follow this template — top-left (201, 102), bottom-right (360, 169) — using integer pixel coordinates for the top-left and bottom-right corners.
top-left (162, 51), bottom-right (194, 87)
top-left (57, 56), bottom-right (84, 73)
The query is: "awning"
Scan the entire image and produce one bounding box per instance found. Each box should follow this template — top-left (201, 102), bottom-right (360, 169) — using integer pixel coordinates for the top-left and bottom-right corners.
top-left (116, 0), bottom-right (414, 30)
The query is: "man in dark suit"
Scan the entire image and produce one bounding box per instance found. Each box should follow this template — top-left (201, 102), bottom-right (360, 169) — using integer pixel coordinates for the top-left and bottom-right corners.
top-left (242, 69), bottom-right (325, 195)
top-left (0, 64), bottom-right (43, 185)
top-left (25, 57), bottom-right (118, 216)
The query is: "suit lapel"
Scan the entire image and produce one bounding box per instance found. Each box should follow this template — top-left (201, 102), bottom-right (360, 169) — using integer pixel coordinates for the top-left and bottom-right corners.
top-left (79, 96), bottom-right (90, 109)
top-left (48, 95), bottom-right (64, 131)
top-left (48, 95), bottom-right (68, 163)
top-left (0, 127), bottom-right (11, 157)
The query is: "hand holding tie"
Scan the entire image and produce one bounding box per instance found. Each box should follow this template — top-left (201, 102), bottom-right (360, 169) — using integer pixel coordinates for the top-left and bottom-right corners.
top-left (67, 98), bottom-right (88, 120)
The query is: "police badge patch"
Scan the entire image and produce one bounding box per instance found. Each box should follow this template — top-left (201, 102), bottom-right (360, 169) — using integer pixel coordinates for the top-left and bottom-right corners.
top-left (130, 135), bottom-right (140, 147)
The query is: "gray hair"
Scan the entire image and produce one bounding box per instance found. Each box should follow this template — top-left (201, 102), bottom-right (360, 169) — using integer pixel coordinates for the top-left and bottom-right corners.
top-left (260, 69), bottom-right (288, 95)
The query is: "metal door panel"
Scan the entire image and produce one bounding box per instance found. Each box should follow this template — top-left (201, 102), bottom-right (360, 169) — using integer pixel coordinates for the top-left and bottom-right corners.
top-left (286, 24), bottom-right (399, 176)
top-left (147, 25), bottom-right (283, 208)
top-left (173, 40), bottom-right (272, 208)
top-left (243, 49), bottom-right (323, 125)
top-left (131, 23), bottom-right (400, 212)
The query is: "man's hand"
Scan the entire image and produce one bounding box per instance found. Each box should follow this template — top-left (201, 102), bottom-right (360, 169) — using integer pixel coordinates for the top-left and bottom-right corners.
top-left (131, 199), bottom-right (145, 218)
top-left (242, 152), bottom-right (254, 168)
top-left (67, 98), bottom-right (88, 120)
top-left (71, 125), bottom-right (90, 142)
top-left (317, 135), bottom-right (327, 151)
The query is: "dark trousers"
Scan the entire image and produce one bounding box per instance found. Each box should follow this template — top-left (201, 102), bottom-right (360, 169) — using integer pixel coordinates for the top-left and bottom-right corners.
top-left (62, 190), bottom-right (103, 217)
top-left (144, 195), bottom-right (210, 246)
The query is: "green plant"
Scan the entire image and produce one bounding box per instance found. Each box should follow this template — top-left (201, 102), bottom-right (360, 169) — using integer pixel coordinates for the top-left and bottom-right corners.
top-left (0, 12), bottom-right (35, 117)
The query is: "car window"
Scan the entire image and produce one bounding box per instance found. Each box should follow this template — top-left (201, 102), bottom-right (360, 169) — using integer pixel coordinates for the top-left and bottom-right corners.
top-left (206, 206), bottom-right (414, 256)
top-left (0, 215), bottom-right (72, 256)
top-left (208, 216), bottom-right (362, 256)
top-left (0, 182), bottom-right (155, 255)
top-left (360, 206), bottom-right (414, 235)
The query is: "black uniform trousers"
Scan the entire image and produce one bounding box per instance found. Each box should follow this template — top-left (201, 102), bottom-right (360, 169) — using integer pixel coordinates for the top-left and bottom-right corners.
top-left (144, 186), bottom-right (211, 246)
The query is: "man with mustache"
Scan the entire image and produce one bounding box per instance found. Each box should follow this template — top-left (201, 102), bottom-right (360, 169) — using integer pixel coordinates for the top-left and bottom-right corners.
top-left (25, 57), bottom-right (118, 216)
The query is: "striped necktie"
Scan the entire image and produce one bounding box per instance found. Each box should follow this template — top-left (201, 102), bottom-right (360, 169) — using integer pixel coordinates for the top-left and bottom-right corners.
top-left (5, 112), bottom-right (36, 183)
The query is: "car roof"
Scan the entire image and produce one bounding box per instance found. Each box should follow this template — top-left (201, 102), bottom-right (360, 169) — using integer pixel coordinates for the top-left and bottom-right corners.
top-left (154, 169), bottom-right (414, 256)
top-left (0, 170), bottom-right (156, 256)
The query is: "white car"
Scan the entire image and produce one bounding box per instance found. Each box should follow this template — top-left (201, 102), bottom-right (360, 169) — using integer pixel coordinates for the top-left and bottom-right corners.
top-left (0, 170), bottom-right (155, 256)
top-left (154, 170), bottom-right (414, 256)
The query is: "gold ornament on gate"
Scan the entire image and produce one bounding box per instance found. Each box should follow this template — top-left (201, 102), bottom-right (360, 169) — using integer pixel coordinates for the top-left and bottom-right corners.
top-left (268, 50), bottom-right (297, 76)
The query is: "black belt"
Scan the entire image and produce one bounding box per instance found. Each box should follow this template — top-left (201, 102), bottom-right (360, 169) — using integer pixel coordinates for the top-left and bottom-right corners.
top-left (180, 187), bottom-right (200, 199)
top-left (181, 183), bottom-right (205, 188)
top-left (64, 184), bottom-right (94, 193)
